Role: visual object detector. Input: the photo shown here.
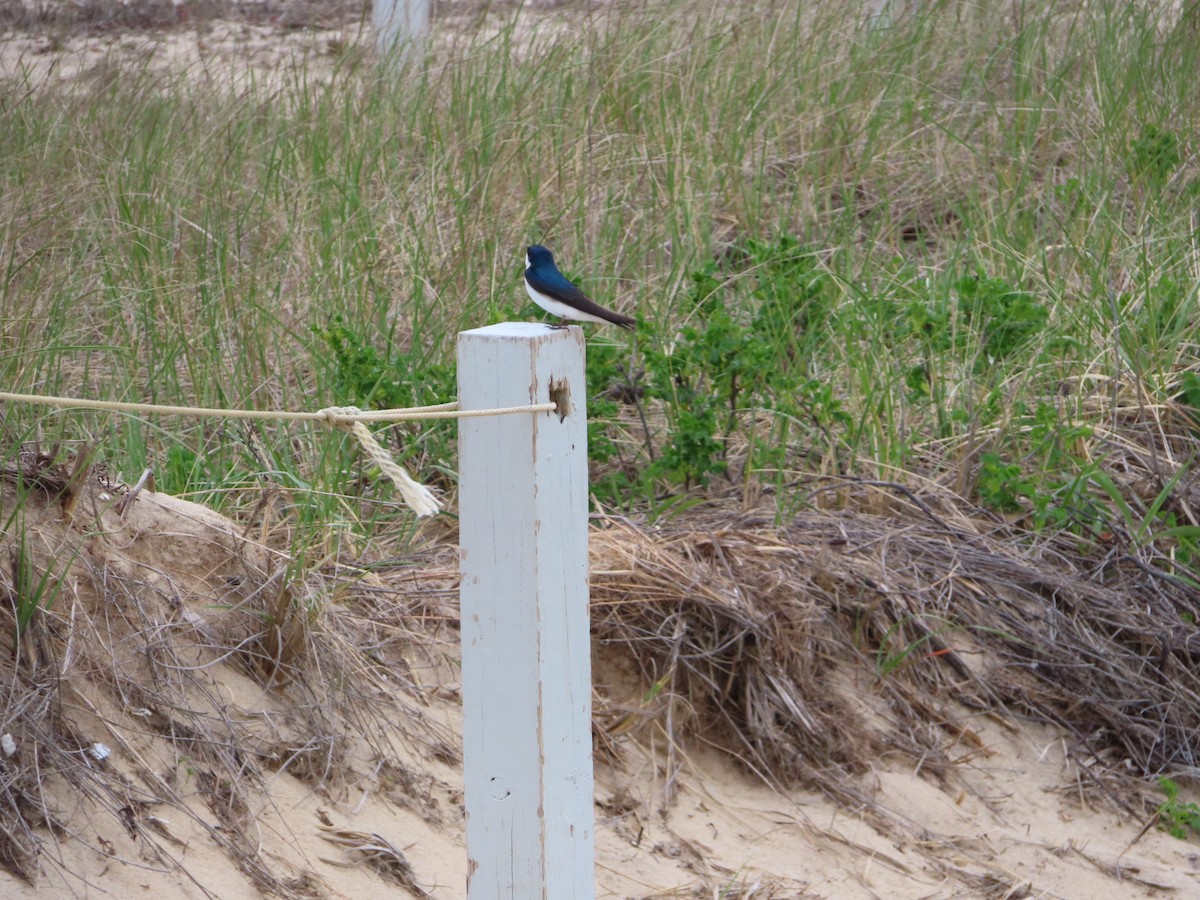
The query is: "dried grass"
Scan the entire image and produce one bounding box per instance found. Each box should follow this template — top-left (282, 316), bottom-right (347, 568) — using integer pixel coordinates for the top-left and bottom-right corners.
top-left (0, 447), bottom-right (451, 892)
top-left (318, 821), bottom-right (432, 897)
top-left (5, 394), bottom-right (1200, 888)
top-left (591, 468), bottom-right (1200, 809)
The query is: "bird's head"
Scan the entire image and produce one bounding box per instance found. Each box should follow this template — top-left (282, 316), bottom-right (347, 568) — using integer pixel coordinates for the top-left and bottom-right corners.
top-left (525, 244), bottom-right (554, 270)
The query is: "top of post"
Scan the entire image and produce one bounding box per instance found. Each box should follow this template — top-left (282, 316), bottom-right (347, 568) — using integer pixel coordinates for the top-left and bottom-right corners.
top-left (459, 322), bottom-right (583, 340)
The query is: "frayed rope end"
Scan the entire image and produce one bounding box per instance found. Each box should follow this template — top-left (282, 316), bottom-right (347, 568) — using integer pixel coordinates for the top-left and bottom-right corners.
top-left (318, 407), bottom-right (441, 518)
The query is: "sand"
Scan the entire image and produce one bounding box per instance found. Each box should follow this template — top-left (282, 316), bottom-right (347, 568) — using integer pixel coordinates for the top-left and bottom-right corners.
top-left (0, 478), bottom-right (1195, 897)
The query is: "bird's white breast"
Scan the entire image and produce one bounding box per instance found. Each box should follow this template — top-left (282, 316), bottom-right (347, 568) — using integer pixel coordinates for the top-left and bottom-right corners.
top-left (524, 280), bottom-right (612, 324)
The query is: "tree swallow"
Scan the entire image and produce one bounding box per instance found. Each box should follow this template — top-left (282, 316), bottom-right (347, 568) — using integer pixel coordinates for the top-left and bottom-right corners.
top-left (524, 245), bottom-right (635, 330)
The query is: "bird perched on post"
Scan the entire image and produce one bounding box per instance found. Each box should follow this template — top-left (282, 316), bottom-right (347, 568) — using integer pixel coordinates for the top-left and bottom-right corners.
top-left (523, 245), bottom-right (636, 330)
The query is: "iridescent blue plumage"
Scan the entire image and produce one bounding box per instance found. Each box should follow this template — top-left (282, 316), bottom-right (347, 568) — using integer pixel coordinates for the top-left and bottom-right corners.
top-left (523, 245), bottom-right (635, 330)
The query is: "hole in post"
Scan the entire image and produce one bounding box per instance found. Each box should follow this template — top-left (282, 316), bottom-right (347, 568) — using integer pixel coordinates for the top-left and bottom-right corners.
top-left (549, 378), bottom-right (570, 422)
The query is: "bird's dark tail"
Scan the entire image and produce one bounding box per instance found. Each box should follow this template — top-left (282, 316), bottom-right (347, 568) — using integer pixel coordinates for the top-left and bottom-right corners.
top-left (609, 311), bottom-right (636, 331)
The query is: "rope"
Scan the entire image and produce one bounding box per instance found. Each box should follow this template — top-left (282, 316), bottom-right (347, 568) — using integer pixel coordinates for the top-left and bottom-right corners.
top-left (0, 390), bottom-right (560, 519)
top-left (324, 414), bottom-right (442, 518)
top-left (0, 391), bottom-right (556, 422)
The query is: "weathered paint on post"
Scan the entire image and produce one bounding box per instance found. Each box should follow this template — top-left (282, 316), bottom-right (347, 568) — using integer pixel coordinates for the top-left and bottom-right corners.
top-left (457, 323), bottom-right (594, 898)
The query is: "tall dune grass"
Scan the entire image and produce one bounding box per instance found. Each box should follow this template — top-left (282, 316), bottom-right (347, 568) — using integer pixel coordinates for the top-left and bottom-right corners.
top-left (1, 0), bottom-right (1198, 552)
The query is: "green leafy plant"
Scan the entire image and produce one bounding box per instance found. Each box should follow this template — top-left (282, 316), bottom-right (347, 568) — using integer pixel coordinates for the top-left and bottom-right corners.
top-left (954, 274), bottom-right (1048, 368)
top-left (583, 336), bottom-right (649, 506)
top-left (1157, 778), bottom-right (1200, 840)
top-left (314, 315), bottom-right (453, 412)
top-left (1128, 124), bottom-right (1181, 183)
top-left (1008, 403), bottom-right (1099, 532)
top-left (1178, 372), bottom-right (1200, 429)
top-left (897, 271), bottom-right (1050, 443)
top-left (312, 314), bottom-right (456, 481)
top-left (631, 237), bottom-right (848, 493)
top-left (976, 452), bottom-right (1032, 514)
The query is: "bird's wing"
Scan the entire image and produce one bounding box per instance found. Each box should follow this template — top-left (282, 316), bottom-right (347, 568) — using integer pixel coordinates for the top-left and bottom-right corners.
top-left (526, 269), bottom-right (636, 329)
top-left (525, 268), bottom-right (588, 301)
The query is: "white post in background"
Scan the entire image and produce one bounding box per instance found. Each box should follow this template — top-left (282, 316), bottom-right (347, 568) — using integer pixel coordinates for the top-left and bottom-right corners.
top-left (372, 0), bottom-right (430, 59)
top-left (864, 0), bottom-right (919, 27)
top-left (457, 323), bottom-right (595, 899)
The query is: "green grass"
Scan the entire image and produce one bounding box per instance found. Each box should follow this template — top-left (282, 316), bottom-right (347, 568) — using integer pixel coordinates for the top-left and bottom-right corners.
top-left (2, 0), bottom-right (1199, 563)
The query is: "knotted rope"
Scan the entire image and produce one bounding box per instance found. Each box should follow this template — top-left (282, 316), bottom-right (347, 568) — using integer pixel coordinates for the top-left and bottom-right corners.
top-left (0, 391), bottom-right (558, 517)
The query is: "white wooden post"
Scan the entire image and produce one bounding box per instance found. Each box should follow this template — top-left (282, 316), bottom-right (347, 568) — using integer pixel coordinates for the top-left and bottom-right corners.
top-left (457, 323), bottom-right (595, 899)
top-left (372, 0), bottom-right (430, 59)
top-left (864, 0), bottom-right (919, 27)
